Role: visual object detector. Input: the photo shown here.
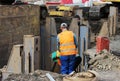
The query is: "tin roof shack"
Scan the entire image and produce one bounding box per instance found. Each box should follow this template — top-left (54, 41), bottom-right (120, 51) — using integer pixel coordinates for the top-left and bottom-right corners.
top-left (0, 5), bottom-right (40, 68)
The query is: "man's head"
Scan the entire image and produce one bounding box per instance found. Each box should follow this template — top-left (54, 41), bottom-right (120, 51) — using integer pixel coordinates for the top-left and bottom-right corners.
top-left (60, 23), bottom-right (68, 30)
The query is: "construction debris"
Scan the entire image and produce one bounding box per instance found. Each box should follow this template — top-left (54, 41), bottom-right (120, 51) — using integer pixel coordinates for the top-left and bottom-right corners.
top-left (110, 35), bottom-right (120, 56)
top-left (97, 70), bottom-right (120, 81)
top-left (89, 50), bottom-right (120, 71)
top-left (63, 70), bottom-right (99, 81)
top-left (4, 70), bottom-right (63, 81)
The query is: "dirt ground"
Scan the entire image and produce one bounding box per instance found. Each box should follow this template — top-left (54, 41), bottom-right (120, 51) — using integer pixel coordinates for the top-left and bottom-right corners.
top-left (4, 70), bottom-right (63, 81)
top-left (86, 34), bottom-right (120, 81)
top-left (98, 70), bottom-right (120, 81)
top-left (4, 70), bottom-right (120, 81)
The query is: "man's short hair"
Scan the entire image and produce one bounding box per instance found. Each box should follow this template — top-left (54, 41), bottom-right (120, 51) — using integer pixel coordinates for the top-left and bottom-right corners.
top-left (60, 23), bottom-right (68, 28)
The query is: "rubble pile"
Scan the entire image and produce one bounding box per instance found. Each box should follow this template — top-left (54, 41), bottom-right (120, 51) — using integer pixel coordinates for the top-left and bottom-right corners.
top-left (4, 70), bottom-right (63, 81)
top-left (63, 70), bottom-right (98, 81)
top-left (110, 35), bottom-right (120, 56)
top-left (88, 50), bottom-right (120, 71)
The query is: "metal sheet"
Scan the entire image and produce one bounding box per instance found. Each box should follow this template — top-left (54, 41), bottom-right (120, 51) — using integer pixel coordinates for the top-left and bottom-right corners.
top-left (79, 25), bottom-right (90, 71)
top-left (41, 17), bottom-right (57, 71)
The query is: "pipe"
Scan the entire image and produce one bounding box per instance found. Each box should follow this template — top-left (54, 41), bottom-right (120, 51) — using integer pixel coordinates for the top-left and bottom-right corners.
top-left (46, 73), bottom-right (55, 81)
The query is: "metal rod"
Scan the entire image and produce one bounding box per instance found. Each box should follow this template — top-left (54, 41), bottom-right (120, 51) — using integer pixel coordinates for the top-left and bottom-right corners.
top-left (46, 73), bottom-right (56, 81)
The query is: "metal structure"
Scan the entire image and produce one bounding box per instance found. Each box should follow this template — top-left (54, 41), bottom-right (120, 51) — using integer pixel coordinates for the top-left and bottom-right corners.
top-left (40, 17), bottom-right (58, 71)
top-left (80, 25), bottom-right (90, 71)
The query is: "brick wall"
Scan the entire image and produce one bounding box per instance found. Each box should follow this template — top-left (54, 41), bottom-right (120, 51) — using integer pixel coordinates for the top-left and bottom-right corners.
top-left (0, 5), bottom-right (40, 68)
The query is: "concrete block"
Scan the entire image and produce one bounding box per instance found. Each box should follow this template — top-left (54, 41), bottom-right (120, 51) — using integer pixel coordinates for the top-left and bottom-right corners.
top-left (7, 44), bottom-right (23, 73)
top-left (99, 21), bottom-right (109, 37)
top-left (24, 35), bottom-right (40, 73)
